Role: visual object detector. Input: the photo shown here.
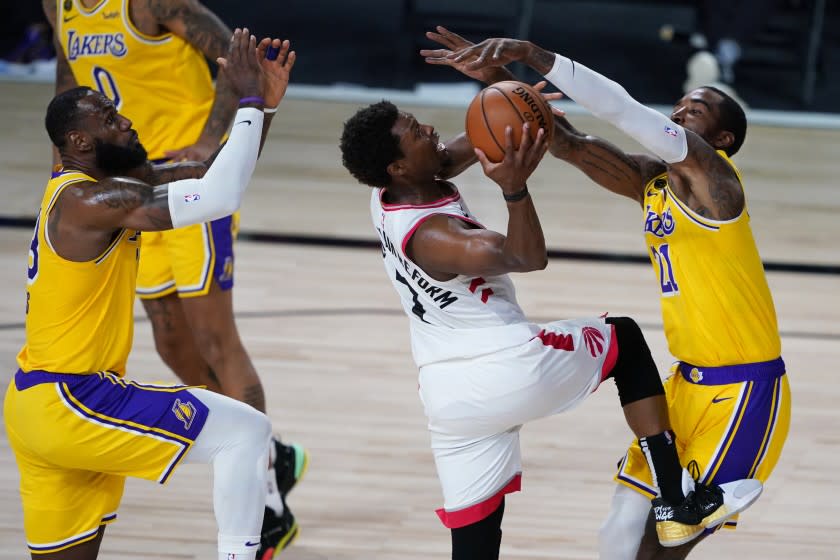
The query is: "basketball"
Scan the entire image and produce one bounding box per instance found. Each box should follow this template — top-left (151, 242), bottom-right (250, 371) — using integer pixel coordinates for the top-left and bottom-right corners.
top-left (465, 80), bottom-right (555, 163)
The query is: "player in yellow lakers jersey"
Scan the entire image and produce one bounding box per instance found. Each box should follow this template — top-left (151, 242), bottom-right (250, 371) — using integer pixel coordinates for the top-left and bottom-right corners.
top-left (421, 29), bottom-right (791, 559)
top-left (4, 29), bottom-right (296, 559)
top-left (41, 1), bottom-right (309, 555)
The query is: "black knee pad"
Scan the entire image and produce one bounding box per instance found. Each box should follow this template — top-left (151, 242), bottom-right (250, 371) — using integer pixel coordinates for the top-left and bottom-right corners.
top-left (605, 317), bottom-right (665, 406)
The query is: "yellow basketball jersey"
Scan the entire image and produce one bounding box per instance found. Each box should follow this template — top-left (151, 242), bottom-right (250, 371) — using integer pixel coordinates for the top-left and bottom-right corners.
top-left (642, 152), bottom-right (780, 366)
top-left (56, 0), bottom-right (215, 160)
top-left (17, 170), bottom-right (140, 375)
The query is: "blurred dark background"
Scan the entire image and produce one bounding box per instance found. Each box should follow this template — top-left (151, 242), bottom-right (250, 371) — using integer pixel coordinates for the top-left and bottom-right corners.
top-left (4, 0), bottom-right (838, 112)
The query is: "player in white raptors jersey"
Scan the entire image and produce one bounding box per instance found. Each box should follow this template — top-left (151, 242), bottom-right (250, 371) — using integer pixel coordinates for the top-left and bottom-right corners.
top-left (340, 100), bottom-right (763, 559)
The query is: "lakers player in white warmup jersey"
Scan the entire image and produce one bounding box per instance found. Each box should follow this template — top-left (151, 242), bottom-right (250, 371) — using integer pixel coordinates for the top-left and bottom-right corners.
top-left (4, 30), bottom-right (295, 559)
top-left (340, 100), bottom-right (761, 559)
top-left (41, 1), bottom-right (308, 555)
top-left (422, 27), bottom-right (791, 560)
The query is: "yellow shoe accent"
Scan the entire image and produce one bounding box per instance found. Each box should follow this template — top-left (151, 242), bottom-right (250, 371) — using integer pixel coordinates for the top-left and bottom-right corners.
top-left (656, 520), bottom-right (704, 548)
top-left (269, 521), bottom-right (299, 559)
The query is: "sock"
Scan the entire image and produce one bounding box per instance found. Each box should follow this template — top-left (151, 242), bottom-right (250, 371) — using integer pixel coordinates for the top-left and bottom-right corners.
top-left (639, 430), bottom-right (684, 505)
top-left (265, 439), bottom-right (284, 514)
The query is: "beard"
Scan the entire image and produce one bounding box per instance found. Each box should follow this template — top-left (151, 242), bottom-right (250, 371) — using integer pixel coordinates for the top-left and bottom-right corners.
top-left (94, 138), bottom-right (148, 175)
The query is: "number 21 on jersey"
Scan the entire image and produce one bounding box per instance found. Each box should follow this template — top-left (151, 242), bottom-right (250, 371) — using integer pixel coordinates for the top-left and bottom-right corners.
top-left (650, 243), bottom-right (679, 296)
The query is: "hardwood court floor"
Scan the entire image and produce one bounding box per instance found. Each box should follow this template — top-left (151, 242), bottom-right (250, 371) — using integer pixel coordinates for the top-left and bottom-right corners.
top-left (0, 82), bottom-right (839, 558)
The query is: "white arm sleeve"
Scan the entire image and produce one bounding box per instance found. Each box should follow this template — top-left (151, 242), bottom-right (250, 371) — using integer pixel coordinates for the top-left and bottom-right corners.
top-left (544, 54), bottom-right (688, 164)
top-left (167, 107), bottom-right (264, 228)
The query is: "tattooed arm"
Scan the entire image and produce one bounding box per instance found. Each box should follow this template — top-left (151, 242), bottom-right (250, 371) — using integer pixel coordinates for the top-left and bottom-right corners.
top-left (147, 0), bottom-right (237, 160)
top-left (45, 178), bottom-right (171, 261)
top-left (666, 132), bottom-right (745, 219)
top-left (548, 114), bottom-right (660, 204)
top-left (43, 0), bottom-right (80, 166)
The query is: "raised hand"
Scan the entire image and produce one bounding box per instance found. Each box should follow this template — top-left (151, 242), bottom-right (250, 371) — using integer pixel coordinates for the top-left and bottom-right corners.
top-left (475, 123), bottom-right (548, 195)
top-left (256, 38), bottom-right (296, 110)
top-left (421, 26), bottom-right (502, 83)
top-left (216, 28), bottom-right (262, 100)
top-left (448, 38), bottom-right (532, 72)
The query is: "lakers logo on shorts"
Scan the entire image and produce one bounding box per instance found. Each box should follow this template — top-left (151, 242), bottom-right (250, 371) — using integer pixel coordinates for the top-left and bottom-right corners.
top-left (689, 368), bottom-right (704, 383)
top-left (218, 256), bottom-right (234, 283)
top-left (172, 399), bottom-right (198, 430)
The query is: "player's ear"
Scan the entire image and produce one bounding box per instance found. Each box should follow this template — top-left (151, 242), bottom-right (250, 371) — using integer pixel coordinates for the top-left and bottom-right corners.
top-left (387, 159), bottom-right (405, 179)
top-left (67, 130), bottom-right (94, 152)
top-left (713, 130), bottom-right (735, 152)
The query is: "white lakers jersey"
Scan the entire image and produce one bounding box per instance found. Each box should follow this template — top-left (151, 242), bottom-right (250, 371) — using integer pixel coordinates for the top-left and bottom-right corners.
top-left (371, 185), bottom-right (538, 367)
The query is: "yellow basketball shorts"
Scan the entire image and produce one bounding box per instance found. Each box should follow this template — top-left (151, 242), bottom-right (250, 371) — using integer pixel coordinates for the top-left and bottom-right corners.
top-left (616, 358), bottom-right (791, 529)
top-left (136, 212), bottom-right (239, 299)
top-left (4, 369), bottom-right (209, 554)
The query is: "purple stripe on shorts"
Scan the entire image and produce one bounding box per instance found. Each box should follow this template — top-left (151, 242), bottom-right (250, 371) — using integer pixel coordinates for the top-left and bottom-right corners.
top-left (705, 377), bottom-right (780, 485)
top-left (59, 374), bottom-right (209, 441)
top-left (15, 369), bottom-right (87, 390)
top-left (209, 214), bottom-right (235, 291)
top-left (679, 357), bottom-right (785, 385)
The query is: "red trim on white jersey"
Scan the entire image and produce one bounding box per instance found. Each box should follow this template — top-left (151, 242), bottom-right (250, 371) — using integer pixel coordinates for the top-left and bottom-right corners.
top-left (600, 324), bottom-right (619, 382)
top-left (400, 213), bottom-right (485, 255)
top-left (435, 473), bottom-right (522, 528)
top-left (380, 187), bottom-right (461, 211)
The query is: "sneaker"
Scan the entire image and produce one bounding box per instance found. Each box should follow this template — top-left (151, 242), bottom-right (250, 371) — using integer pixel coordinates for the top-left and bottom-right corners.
top-left (274, 440), bottom-right (309, 497)
top-left (653, 462), bottom-right (763, 547)
top-left (257, 504), bottom-right (298, 560)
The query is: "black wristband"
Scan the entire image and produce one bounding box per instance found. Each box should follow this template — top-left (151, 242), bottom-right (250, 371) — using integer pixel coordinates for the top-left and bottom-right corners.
top-left (503, 185), bottom-right (529, 202)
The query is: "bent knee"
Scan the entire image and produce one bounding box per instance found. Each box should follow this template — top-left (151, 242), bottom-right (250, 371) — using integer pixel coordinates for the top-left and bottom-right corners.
top-left (234, 404), bottom-right (272, 447)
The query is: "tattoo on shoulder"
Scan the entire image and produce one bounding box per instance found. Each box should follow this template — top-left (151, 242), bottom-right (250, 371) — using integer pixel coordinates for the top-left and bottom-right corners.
top-left (694, 149), bottom-right (745, 220)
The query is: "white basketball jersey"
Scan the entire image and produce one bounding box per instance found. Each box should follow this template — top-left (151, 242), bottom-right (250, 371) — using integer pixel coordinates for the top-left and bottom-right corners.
top-left (371, 185), bottom-right (539, 367)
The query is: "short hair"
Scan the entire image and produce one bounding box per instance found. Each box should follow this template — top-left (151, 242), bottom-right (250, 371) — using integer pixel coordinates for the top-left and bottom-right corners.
top-left (340, 100), bottom-right (402, 187)
top-left (705, 86), bottom-right (747, 156)
top-left (45, 86), bottom-right (96, 148)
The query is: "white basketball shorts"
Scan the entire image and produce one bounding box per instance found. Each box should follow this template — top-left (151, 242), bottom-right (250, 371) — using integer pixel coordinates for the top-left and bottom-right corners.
top-left (418, 317), bottom-right (617, 528)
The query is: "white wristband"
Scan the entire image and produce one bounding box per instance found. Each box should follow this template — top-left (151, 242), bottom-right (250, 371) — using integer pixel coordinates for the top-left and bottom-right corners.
top-left (263, 104), bottom-right (280, 114)
top-left (167, 107), bottom-right (264, 228)
top-left (544, 54), bottom-right (688, 164)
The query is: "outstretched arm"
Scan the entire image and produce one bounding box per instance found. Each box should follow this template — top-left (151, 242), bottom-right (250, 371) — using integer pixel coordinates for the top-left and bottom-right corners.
top-left (43, 0), bottom-right (79, 167)
top-left (423, 27), bottom-right (650, 203)
top-left (445, 38), bottom-right (743, 218)
top-left (53, 30), bottom-right (293, 247)
top-left (409, 124), bottom-right (549, 279)
top-left (149, 0), bottom-right (238, 161)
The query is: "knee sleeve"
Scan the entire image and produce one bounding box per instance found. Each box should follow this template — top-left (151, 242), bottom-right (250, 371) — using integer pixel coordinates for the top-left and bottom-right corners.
top-left (185, 388), bottom-right (272, 464)
top-left (598, 485), bottom-right (650, 560)
top-left (605, 317), bottom-right (664, 406)
top-left (451, 498), bottom-right (505, 560)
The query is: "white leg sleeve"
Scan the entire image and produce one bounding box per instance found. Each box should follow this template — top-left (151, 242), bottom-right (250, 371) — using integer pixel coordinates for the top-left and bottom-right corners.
top-left (599, 484), bottom-right (651, 560)
top-left (544, 55), bottom-right (689, 164)
top-left (185, 389), bottom-right (272, 559)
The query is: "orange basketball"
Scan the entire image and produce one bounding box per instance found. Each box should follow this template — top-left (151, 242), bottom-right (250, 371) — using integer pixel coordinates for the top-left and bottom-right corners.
top-left (465, 80), bottom-right (555, 163)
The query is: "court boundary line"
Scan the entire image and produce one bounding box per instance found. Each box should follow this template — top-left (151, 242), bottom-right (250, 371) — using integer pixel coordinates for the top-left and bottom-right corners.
top-left (1, 217), bottom-right (837, 276)
top-left (1, 308), bottom-right (837, 340)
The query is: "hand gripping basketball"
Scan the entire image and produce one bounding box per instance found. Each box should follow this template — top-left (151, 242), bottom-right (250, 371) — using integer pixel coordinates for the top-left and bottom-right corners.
top-left (465, 81), bottom-right (555, 163)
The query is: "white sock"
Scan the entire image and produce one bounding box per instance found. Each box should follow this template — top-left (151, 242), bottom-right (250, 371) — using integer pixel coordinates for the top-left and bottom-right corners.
top-left (218, 534), bottom-right (261, 560)
top-left (265, 461), bottom-right (285, 514)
